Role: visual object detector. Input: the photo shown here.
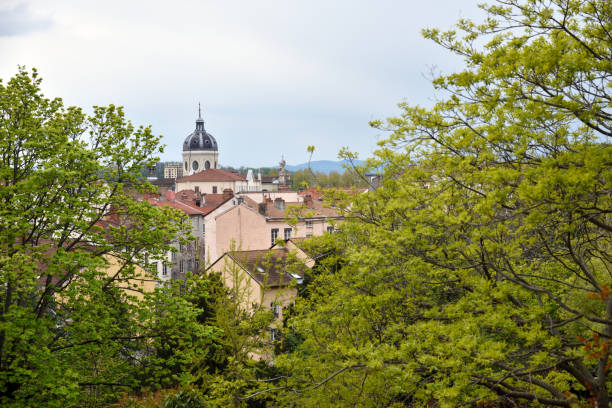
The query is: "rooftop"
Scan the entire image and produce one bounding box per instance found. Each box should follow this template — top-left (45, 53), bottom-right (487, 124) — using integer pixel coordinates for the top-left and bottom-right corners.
top-left (176, 168), bottom-right (247, 183)
top-left (227, 247), bottom-right (308, 287)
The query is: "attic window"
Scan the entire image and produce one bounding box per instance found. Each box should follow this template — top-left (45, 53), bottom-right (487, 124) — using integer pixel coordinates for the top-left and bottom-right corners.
top-left (290, 272), bottom-right (304, 285)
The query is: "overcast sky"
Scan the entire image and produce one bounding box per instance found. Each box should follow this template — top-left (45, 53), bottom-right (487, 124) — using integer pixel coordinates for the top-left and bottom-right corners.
top-left (0, 0), bottom-right (483, 168)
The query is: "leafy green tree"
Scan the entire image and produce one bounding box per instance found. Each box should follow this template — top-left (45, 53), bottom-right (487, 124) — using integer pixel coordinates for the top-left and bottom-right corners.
top-left (271, 1), bottom-right (612, 407)
top-left (0, 68), bottom-right (218, 407)
top-left (200, 252), bottom-right (281, 408)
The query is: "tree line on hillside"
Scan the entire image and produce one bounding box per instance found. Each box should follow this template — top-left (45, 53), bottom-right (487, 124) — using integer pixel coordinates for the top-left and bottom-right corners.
top-left (1, 0), bottom-right (610, 407)
top-left (291, 168), bottom-right (367, 190)
top-left (219, 165), bottom-right (368, 189)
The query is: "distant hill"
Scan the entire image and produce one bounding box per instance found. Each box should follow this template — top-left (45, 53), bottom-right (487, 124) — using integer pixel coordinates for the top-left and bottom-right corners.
top-left (272, 159), bottom-right (364, 174)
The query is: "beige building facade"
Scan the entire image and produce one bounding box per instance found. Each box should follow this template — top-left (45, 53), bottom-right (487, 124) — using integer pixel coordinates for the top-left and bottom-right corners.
top-left (211, 195), bottom-right (340, 263)
top-left (176, 169), bottom-right (261, 195)
top-left (207, 247), bottom-right (308, 358)
top-left (163, 163), bottom-right (183, 179)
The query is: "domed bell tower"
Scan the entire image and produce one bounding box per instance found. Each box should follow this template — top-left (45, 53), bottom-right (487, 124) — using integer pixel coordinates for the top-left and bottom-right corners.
top-left (182, 103), bottom-right (219, 175)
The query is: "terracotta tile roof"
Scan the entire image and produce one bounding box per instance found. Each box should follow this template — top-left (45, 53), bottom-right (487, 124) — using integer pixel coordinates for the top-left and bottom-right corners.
top-left (174, 190), bottom-right (233, 216)
top-left (297, 187), bottom-right (323, 200)
top-left (146, 198), bottom-right (206, 215)
top-left (260, 199), bottom-right (340, 219)
top-left (176, 168), bottom-right (246, 182)
top-left (175, 189), bottom-right (197, 201)
top-left (298, 186), bottom-right (367, 200)
top-left (241, 196), bottom-right (259, 210)
top-left (228, 248), bottom-right (308, 287)
top-left (199, 194), bottom-right (233, 216)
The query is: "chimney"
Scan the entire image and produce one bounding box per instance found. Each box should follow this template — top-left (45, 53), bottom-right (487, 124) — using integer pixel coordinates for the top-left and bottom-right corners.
top-left (194, 187), bottom-right (202, 206)
top-left (223, 188), bottom-right (234, 201)
top-left (274, 197), bottom-right (285, 210)
top-left (304, 194), bottom-right (313, 208)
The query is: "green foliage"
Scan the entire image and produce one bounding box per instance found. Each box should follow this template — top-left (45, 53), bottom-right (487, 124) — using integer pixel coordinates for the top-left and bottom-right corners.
top-left (198, 258), bottom-right (278, 407)
top-left (267, 1), bottom-right (612, 407)
top-left (0, 68), bottom-right (218, 407)
top-left (162, 387), bottom-right (206, 408)
top-left (291, 169), bottom-right (367, 189)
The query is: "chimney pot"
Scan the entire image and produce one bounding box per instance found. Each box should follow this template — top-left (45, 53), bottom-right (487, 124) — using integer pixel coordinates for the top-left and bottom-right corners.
top-left (223, 188), bottom-right (234, 200)
top-left (304, 194), bottom-right (313, 208)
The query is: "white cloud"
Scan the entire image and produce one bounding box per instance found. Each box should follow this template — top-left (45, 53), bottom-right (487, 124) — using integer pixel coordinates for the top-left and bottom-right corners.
top-left (0, 0), bottom-right (483, 167)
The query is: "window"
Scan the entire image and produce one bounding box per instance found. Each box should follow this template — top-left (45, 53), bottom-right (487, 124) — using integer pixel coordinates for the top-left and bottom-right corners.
top-left (205, 160), bottom-right (211, 170)
top-left (179, 243), bottom-right (184, 252)
top-left (306, 233), bottom-right (312, 238)
top-left (151, 262), bottom-right (158, 274)
top-left (171, 251), bottom-right (177, 262)
top-left (179, 260), bottom-right (184, 273)
top-left (305, 220), bottom-right (313, 228)
top-left (284, 228), bottom-right (292, 240)
top-left (271, 228), bottom-right (279, 245)
top-left (212, 186), bottom-right (217, 193)
top-left (270, 302), bottom-right (281, 319)
top-left (162, 263), bottom-right (168, 276)
top-left (187, 260), bottom-right (192, 272)
top-left (270, 328), bottom-right (281, 342)
top-left (192, 160), bottom-right (199, 171)
top-left (327, 226), bottom-right (334, 233)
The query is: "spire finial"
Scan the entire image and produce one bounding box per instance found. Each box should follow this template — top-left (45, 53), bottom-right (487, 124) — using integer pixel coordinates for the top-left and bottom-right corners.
top-left (198, 102), bottom-right (202, 119)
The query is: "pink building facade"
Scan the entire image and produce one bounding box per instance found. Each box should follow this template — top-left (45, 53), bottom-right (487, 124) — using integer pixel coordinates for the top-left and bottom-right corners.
top-left (212, 195), bottom-right (340, 262)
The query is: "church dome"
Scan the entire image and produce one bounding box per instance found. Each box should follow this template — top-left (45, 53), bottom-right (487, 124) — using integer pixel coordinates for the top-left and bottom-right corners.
top-left (183, 109), bottom-right (218, 152)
